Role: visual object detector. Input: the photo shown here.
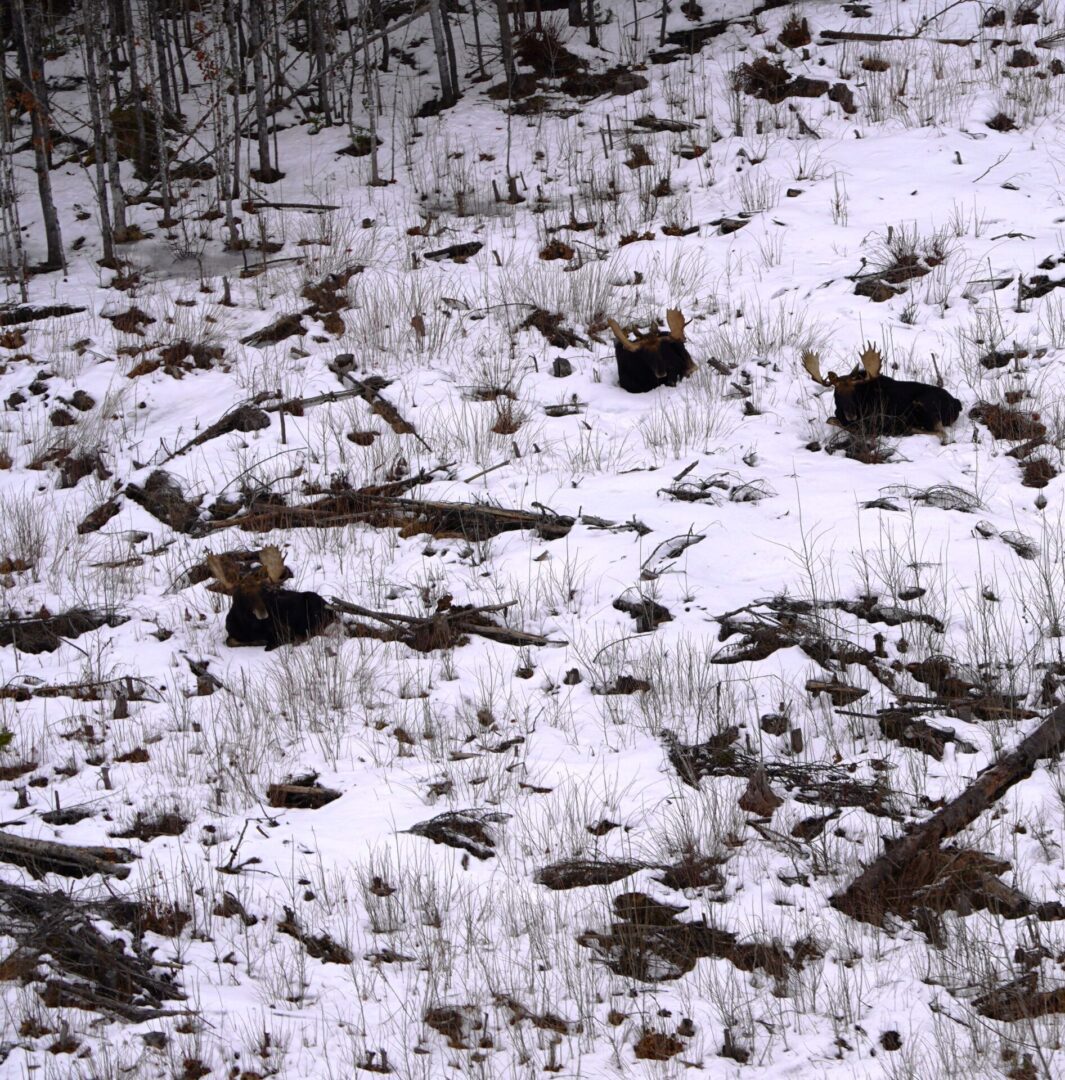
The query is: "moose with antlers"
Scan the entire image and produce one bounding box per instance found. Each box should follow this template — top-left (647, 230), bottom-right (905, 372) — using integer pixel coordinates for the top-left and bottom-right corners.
top-left (607, 309), bottom-right (697, 393)
top-left (802, 342), bottom-right (962, 438)
top-left (206, 545), bottom-right (334, 649)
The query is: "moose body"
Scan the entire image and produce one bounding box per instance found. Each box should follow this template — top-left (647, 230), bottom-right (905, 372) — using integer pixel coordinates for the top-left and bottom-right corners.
top-left (608, 309), bottom-right (697, 393)
top-left (207, 546), bottom-right (333, 650)
top-left (803, 343), bottom-right (961, 436)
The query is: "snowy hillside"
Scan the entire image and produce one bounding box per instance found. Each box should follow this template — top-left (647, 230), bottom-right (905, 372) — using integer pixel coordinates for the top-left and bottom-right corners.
top-left (4, 0), bottom-right (1065, 1075)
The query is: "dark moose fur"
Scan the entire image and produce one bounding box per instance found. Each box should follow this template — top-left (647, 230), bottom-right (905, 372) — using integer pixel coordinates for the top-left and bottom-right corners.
top-left (207, 546), bottom-right (333, 650)
top-left (803, 343), bottom-right (961, 436)
top-left (608, 309), bottom-right (697, 393)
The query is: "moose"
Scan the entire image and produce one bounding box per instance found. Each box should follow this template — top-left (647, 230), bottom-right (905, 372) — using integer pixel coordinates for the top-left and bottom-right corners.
top-left (205, 545), bottom-right (333, 650)
top-left (802, 342), bottom-right (962, 437)
top-left (607, 309), bottom-right (697, 393)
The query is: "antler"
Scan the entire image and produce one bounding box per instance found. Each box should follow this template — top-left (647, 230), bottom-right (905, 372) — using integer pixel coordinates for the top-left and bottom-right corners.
top-left (801, 350), bottom-right (830, 386)
top-left (859, 342), bottom-right (882, 379)
top-left (665, 309), bottom-right (686, 342)
top-left (259, 545), bottom-right (287, 584)
top-left (205, 552), bottom-right (238, 593)
top-left (607, 319), bottom-right (639, 352)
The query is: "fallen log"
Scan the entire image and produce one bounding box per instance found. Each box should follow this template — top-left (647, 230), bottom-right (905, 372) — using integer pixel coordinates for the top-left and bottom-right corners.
top-left (0, 830), bottom-right (135, 879)
top-left (329, 597), bottom-right (566, 649)
top-left (213, 491), bottom-right (575, 541)
top-left (328, 358), bottom-right (431, 447)
top-left (0, 304), bottom-right (86, 326)
top-left (819, 28), bottom-right (974, 45)
top-left (832, 704), bottom-right (1065, 924)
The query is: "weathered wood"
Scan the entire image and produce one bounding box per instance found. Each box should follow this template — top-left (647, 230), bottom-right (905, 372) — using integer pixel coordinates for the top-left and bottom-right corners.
top-left (832, 704), bottom-right (1065, 924)
top-left (0, 304), bottom-right (85, 326)
top-left (0, 830), bottom-right (134, 879)
top-left (819, 28), bottom-right (974, 45)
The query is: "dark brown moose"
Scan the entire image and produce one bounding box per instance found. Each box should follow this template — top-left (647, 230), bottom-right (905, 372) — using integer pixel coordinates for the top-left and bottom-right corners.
top-left (608, 309), bottom-right (697, 393)
top-left (206, 546), bottom-right (333, 650)
top-left (802, 342), bottom-right (962, 437)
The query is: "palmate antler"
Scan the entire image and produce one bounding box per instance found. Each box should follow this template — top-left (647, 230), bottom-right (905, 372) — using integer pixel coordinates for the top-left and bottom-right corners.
top-left (607, 319), bottom-right (639, 352)
top-left (801, 350), bottom-right (831, 386)
top-left (859, 341), bottom-right (883, 379)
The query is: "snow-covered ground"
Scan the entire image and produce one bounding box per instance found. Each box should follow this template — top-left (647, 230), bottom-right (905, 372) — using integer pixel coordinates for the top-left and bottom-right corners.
top-left (5, 0), bottom-right (1065, 1075)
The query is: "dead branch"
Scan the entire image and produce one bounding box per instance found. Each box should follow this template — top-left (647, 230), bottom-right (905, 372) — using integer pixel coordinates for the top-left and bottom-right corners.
top-left (819, 28), bottom-right (974, 45)
top-left (832, 704), bottom-right (1065, 924)
top-left (0, 830), bottom-right (135, 879)
top-left (328, 359), bottom-right (433, 448)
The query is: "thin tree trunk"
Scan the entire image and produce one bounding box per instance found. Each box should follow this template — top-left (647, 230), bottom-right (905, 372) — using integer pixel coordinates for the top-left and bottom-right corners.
top-left (586, 0), bottom-right (598, 46)
top-left (121, 0), bottom-right (150, 176)
top-left (11, 0), bottom-right (64, 270)
top-left (568, 0), bottom-right (584, 27)
top-left (81, 0), bottom-right (115, 265)
top-left (470, 0), bottom-right (486, 78)
top-left (493, 0), bottom-right (514, 91)
top-left (0, 58), bottom-right (29, 298)
top-left (248, 0), bottom-right (279, 180)
top-left (308, 0), bottom-right (331, 123)
top-left (441, 0), bottom-right (459, 102)
top-left (427, 0), bottom-right (455, 107)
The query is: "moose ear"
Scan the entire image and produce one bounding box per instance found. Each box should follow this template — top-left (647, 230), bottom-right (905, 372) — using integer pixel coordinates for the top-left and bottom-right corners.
top-left (608, 319), bottom-right (639, 352)
top-left (665, 309), bottom-right (686, 342)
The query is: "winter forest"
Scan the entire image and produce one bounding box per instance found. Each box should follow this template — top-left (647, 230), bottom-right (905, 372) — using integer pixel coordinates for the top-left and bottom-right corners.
top-left (6, 0), bottom-right (1065, 1076)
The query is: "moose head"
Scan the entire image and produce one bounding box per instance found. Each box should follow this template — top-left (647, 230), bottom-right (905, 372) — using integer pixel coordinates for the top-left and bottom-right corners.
top-left (206, 545), bottom-right (333, 650)
top-left (802, 342), bottom-right (962, 437)
top-left (607, 309), bottom-right (697, 393)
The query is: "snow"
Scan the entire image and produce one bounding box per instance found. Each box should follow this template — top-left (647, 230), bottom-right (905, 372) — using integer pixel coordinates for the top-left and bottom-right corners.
top-left (3, 0), bottom-right (1065, 1075)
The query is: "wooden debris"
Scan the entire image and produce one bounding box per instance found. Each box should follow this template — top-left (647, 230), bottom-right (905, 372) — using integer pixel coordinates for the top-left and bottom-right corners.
top-left (0, 830), bottom-right (134, 879)
top-left (329, 597), bottom-right (565, 651)
top-left (408, 808), bottom-right (510, 860)
top-left (832, 704), bottom-right (1065, 925)
top-left (423, 241), bottom-right (483, 263)
top-left (0, 608), bottom-right (127, 654)
top-left (819, 28), bottom-right (975, 45)
top-left (266, 782), bottom-right (342, 809)
top-left (161, 400), bottom-right (272, 461)
top-left (0, 304), bottom-right (86, 326)
top-left (277, 906), bottom-right (353, 963)
top-left (217, 489), bottom-right (574, 543)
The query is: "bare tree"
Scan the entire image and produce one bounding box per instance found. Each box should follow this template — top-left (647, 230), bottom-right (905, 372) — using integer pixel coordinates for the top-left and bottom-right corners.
top-left (10, 0), bottom-right (64, 271)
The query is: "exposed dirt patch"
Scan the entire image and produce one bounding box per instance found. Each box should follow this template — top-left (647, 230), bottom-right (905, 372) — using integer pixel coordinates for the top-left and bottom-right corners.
top-left (1022, 456), bottom-right (1057, 488)
top-left (579, 891), bottom-right (803, 983)
top-left (126, 470), bottom-right (205, 535)
top-left (278, 907), bottom-right (353, 964)
top-left (535, 858), bottom-right (643, 890)
top-left (0, 608), bottom-right (127, 654)
top-left (408, 809), bottom-right (510, 860)
top-left (970, 402), bottom-right (1046, 441)
top-left (634, 1029), bottom-right (685, 1060)
top-left (111, 810), bottom-right (189, 842)
top-left (519, 308), bottom-right (587, 348)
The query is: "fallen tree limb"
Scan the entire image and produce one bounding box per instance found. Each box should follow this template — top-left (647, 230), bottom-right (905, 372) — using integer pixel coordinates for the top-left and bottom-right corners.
top-left (328, 358), bottom-right (432, 448)
top-left (328, 597), bottom-right (567, 650)
top-left (831, 704), bottom-right (1065, 924)
top-left (0, 304), bottom-right (86, 326)
top-left (213, 491), bottom-right (575, 541)
top-left (0, 830), bottom-right (135, 879)
top-left (819, 28), bottom-right (975, 45)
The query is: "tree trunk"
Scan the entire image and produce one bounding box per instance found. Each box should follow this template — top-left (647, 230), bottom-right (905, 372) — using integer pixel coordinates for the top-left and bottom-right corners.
top-left (11, 0), bottom-right (64, 271)
top-left (493, 0), bottom-right (515, 92)
top-left (248, 0), bottom-right (279, 181)
top-left (427, 0), bottom-right (455, 107)
top-left (586, 0), bottom-right (598, 46)
top-left (832, 704), bottom-right (1065, 925)
top-left (441, 0), bottom-right (459, 102)
top-left (121, 0), bottom-right (151, 177)
top-left (568, 0), bottom-right (584, 27)
top-left (0, 58), bottom-right (29, 298)
top-left (81, 0), bottom-right (115, 265)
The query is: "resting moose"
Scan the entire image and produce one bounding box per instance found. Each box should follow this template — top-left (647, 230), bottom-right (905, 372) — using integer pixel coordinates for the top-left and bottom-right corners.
top-left (802, 342), bottom-right (962, 436)
top-left (608, 309), bottom-right (697, 393)
top-left (206, 546), bottom-right (333, 649)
